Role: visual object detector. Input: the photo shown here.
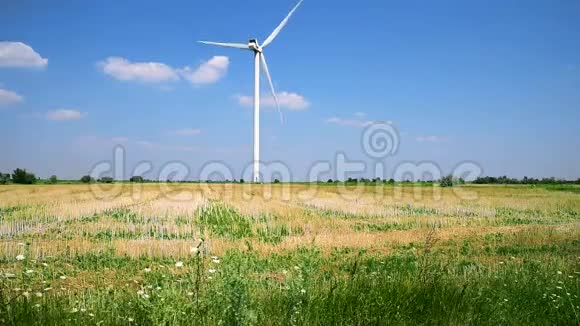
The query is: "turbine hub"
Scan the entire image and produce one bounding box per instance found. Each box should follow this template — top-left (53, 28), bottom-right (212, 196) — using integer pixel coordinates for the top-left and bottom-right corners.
top-left (248, 39), bottom-right (261, 52)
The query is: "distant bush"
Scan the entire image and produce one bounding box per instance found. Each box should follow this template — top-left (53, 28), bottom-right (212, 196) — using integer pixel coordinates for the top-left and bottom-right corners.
top-left (440, 175), bottom-right (454, 187)
top-left (11, 168), bottom-right (37, 184)
top-left (49, 175), bottom-right (58, 184)
top-left (0, 173), bottom-right (10, 184)
top-left (273, 179), bottom-right (281, 184)
top-left (80, 175), bottom-right (93, 183)
top-left (440, 175), bottom-right (465, 187)
top-left (130, 176), bottom-right (144, 183)
top-left (473, 176), bottom-right (577, 185)
top-left (99, 177), bottom-right (114, 183)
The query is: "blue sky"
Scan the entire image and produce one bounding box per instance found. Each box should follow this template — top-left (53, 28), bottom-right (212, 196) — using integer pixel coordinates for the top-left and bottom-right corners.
top-left (1, 0), bottom-right (579, 181)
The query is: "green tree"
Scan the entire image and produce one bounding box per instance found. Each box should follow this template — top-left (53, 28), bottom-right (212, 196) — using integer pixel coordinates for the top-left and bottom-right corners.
top-left (99, 177), bottom-right (114, 183)
top-left (80, 175), bottom-right (93, 183)
top-left (440, 175), bottom-right (454, 187)
top-left (130, 176), bottom-right (144, 183)
top-left (49, 175), bottom-right (58, 184)
top-left (0, 173), bottom-right (10, 184)
top-left (12, 168), bottom-right (37, 184)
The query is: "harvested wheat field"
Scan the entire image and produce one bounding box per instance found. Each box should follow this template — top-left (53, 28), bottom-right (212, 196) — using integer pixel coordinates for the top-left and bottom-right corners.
top-left (0, 183), bottom-right (579, 325)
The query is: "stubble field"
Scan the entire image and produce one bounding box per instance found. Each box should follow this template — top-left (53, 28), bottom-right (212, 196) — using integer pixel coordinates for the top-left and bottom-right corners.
top-left (0, 183), bottom-right (579, 325)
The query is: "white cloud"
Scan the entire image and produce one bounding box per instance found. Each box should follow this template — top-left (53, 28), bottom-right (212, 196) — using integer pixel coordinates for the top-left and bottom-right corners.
top-left (99, 57), bottom-right (179, 83)
top-left (0, 42), bottom-right (48, 68)
top-left (236, 91), bottom-right (310, 111)
top-left (179, 56), bottom-right (229, 85)
top-left (0, 88), bottom-right (24, 107)
top-left (174, 128), bottom-right (201, 136)
top-left (98, 56), bottom-right (229, 86)
top-left (416, 135), bottom-right (442, 143)
top-left (46, 109), bottom-right (85, 121)
top-left (326, 117), bottom-right (392, 127)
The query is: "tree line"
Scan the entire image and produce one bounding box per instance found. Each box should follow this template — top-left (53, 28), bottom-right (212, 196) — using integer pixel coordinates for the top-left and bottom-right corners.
top-left (1, 168), bottom-right (580, 186)
top-left (472, 176), bottom-right (580, 185)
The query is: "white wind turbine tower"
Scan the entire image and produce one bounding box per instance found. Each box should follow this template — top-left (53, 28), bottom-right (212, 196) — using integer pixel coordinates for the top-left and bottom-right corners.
top-left (199, 0), bottom-right (304, 183)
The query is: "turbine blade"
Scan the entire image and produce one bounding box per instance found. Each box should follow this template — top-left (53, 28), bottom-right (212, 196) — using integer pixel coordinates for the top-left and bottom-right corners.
top-left (261, 0), bottom-right (304, 48)
top-left (260, 53), bottom-right (284, 123)
top-left (198, 41), bottom-right (250, 50)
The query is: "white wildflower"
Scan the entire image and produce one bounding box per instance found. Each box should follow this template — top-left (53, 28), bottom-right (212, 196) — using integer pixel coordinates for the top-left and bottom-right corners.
top-left (44, 287), bottom-right (52, 291)
top-left (25, 269), bottom-right (34, 274)
top-left (156, 286), bottom-right (161, 291)
top-left (208, 269), bottom-right (216, 274)
top-left (187, 292), bottom-right (194, 296)
top-left (503, 299), bottom-right (508, 302)
top-left (300, 289), bottom-right (306, 294)
top-left (128, 318), bottom-right (134, 322)
top-left (60, 275), bottom-right (67, 280)
top-left (16, 254), bottom-right (25, 261)
top-left (557, 271), bottom-right (562, 275)
top-left (35, 292), bottom-right (42, 298)
top-left (81, 308), bottom-right (86, 312)
top-left (71, 308), bottom-right (78, 313)
top-left (190, 247), bottom-right (199, 254)
top-left (5, 273), bottom-right (16, 278)
top-left (212, 258), bottom-right (220, 264)
top-left (34, 304), bottom-right (41, 308)
top-left (22, 291), bottom-right (30, 298)
top-left (144, 268), bottom-right (151, 273)
top-left (42, 263), bottom-right (48, 267)
top-left (137, 290), bottom-right (145, 296)
top-left (175, 261), bottom-right (184, 268)
top-left (17, 243), bottom-right (25, 246)
top-left (89, 313), bottom-right (94, 317)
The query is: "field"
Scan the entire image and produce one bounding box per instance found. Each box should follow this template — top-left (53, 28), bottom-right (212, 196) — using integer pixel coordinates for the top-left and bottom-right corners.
top-left (0, 183), bottom-right (579, 325)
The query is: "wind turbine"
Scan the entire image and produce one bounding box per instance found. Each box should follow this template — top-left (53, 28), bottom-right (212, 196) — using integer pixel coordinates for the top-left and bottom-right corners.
top-left (199, 0), bottom-right (304, 183)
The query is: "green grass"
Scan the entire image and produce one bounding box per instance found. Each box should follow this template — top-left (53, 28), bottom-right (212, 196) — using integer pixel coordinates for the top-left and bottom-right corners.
top-left (196, 202), bottom-right (254, 240)
top-left (1, 244), bottom-right (578, 326)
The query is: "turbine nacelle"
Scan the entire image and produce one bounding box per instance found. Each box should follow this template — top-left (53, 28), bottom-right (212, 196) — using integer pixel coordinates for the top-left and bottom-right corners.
top-left (248, 39), bottom-right (261, 52)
